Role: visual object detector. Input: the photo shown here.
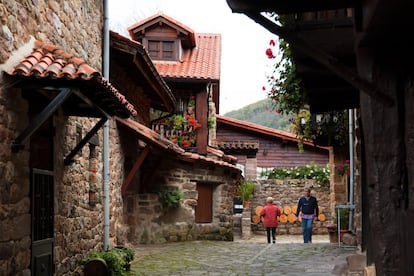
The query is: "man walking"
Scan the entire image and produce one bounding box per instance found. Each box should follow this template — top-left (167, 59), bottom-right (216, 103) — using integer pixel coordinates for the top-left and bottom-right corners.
top-left (295, 187), bottom-right (319, 243)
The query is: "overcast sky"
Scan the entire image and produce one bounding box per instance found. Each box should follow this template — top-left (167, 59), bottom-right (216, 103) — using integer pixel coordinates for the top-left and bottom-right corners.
top-left (108, 0), bottom-right (276, 114)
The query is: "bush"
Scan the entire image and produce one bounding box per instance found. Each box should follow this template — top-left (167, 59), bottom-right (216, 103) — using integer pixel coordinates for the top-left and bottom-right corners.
top-left (158, 187), bottom-right (184, 209)
top-left (261, 164), bottom-right (330, 186)
top-left (80, 246), bottom-right (135, 276)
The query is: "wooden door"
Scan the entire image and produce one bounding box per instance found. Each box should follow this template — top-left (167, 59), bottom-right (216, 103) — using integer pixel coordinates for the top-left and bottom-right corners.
top-left (31, 169), bottom-right (54, 276)
top-left (195, 183), bottom-right (213, 223)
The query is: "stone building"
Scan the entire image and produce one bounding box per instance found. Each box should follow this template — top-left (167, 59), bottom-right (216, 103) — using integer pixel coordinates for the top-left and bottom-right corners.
top-left (0, 3), bottom-right (240, 275)
top-left (118, 13), bottom-right (242, 245)
top-left (0, 1), bottom-right (142, 274)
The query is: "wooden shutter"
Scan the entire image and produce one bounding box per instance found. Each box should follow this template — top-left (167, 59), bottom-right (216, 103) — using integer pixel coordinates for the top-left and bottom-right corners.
top-left (195, 183), bottom-right (212, 223)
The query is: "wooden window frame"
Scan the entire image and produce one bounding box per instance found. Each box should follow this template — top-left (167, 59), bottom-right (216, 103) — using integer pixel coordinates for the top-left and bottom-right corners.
top-left (147, 39), bottom-right (177, 61)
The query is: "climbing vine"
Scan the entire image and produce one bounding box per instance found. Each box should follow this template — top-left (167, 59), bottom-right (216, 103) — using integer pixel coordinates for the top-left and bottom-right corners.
top-left (265, 33), bottom-right (348, 150)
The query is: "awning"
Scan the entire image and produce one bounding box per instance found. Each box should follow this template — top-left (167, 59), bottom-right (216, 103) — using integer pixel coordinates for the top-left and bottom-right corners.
top-left (1, 38), bottom-right (137, 156)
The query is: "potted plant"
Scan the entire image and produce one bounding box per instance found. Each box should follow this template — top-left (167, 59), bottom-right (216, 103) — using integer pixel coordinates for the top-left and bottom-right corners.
top-left (331, 208), bottom-right (351, 242)
top-left (238, 179), bottom-right (255, 208)
top-left (326, 223), bottom-right (338, 243)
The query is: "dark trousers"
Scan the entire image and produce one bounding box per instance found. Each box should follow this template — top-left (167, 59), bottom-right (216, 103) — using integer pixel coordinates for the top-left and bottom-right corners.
top-left (266, 227), bottom-right (276, 243)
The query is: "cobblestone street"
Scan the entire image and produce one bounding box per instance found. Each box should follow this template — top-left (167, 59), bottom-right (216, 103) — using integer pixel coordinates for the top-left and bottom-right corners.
top-left (128, 235), bottom-right (360, 275)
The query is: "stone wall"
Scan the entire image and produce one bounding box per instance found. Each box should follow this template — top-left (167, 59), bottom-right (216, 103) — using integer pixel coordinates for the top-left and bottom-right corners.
top-left (125, 161), bottom-right (237, 244)
top-left (0, 0), bottom-right (102, 68)
top-left (0, 1), bottom-right (128, 275)
top-left (0, 86), bottom-right (31, 275)
top-left (243, 179), bottom-right (333, 237)
top-left (55, 117), bottom-right (128, 274)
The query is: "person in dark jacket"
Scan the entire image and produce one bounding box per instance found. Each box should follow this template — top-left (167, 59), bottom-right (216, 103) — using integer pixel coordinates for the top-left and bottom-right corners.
top-left (260, 197), bottom-right (281, 244)
top-left (295, 187), bottom-right (319, 243)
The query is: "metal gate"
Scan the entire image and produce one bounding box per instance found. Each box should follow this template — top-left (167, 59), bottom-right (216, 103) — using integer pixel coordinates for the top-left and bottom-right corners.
top-left (31, 169), bottom-right (54, 276)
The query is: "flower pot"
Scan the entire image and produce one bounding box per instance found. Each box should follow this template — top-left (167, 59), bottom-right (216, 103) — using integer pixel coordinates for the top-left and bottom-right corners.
top-left (328, 231), bottom-right (338, 243)
top-left (243, 201), bottom-right (251, 208)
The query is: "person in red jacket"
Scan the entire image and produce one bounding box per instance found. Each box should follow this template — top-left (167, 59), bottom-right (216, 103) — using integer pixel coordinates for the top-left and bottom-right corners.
top-left (260, 197), bottom-right (281, 244)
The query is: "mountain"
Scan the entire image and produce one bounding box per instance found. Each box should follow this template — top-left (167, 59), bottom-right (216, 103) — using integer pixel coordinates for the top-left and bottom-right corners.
top-left (223, 98), bottom-right (292, 131)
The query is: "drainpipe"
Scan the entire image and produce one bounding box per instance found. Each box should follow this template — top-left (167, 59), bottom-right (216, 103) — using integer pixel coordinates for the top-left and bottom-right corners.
top-left (348, 109), bottom-right (354, 231)
top-left (102, 0), bottom-right (110, 251)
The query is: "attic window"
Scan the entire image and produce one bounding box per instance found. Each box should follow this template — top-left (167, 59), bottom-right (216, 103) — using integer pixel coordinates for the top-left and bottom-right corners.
top-left (148, 40), bottom-right (176, 61)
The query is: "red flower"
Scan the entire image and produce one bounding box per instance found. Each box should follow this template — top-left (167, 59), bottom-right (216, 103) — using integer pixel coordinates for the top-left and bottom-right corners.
top-left (265, 48), bottom-right (275, 59)
top-left (269, 39), bottom-right (276, 46)
top-left (262, 86), bottom-right (266, 91)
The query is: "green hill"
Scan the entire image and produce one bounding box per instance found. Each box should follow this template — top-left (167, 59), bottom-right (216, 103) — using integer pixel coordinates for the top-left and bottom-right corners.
top-left (223, 98), bottom-right (292, 132)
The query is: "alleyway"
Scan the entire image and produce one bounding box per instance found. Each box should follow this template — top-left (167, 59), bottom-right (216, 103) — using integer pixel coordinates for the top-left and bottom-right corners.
top-left (128, 234), bottom-right (362, 275)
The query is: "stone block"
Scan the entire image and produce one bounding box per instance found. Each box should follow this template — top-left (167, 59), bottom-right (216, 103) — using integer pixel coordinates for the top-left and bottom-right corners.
top-left (0, 242), bottom-right (13, 260)
top-left (364, 265), bottom-right (376, 276)
top-left (347, 254), bottom-right (367, 272)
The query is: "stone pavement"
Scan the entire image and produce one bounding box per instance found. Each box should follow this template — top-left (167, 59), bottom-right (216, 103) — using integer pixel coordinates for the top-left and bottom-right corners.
top-left (128, 234), bottom-right (363, 275)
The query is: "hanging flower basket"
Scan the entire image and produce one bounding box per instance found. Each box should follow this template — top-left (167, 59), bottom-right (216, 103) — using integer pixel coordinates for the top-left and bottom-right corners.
top-left (335, 160), bottom-right (350, 176)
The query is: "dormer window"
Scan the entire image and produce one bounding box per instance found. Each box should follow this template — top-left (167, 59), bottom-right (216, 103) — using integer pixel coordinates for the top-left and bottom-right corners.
top-left (148, 40), bottom-right (176, 61)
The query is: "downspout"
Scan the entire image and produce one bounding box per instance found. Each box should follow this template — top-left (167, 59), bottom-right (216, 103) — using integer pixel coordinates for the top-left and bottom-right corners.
top-left (348, 109), bottom-right (354, 231)
top-left (103, 0), bottom-right (110, 250)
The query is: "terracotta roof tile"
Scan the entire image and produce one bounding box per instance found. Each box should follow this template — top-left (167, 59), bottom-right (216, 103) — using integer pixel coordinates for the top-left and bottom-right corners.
top-left (216, 115), bottom-right (329, 150)
top-left (3, 40), bottom-right (137, 117)
top-left (116, 117), bottom-right (241, 171)
top-left (154, 33), bottom-right (221, 80)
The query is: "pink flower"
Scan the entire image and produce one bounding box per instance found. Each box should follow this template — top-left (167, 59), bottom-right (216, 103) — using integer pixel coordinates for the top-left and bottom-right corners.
top-left (262, 86), bottom-right (266, 91)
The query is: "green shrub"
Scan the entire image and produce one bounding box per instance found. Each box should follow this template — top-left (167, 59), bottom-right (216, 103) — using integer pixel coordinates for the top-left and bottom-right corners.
top-left (261, 164), bottom-right (330, 186)
top-left (158, 187), bottom-right (184, 209)
top-left (79, 246), bottom-right (135, 276)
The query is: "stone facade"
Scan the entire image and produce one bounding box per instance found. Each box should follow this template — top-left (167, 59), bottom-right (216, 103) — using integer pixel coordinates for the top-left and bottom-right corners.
top-left (0, 1), bottom-right (130, 275)
top-left (238, 179), bottom-right (333, 238)
top-left (125, 161), bottom-right (236, 244)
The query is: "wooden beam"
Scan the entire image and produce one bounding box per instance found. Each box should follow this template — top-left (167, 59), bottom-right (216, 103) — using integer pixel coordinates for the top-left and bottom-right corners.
top-left (226, 0), bottom-right (356, 15)
top-left (64, 117), bottom-right (107, 166)
top-left (121, 146), bottom-right (150, 195)
top-left (196, 91), bottom-right (208, 155)
top-left (11, 87), bottom-right (73, 152)
top-left (244, 12), bottom-right (394, 107)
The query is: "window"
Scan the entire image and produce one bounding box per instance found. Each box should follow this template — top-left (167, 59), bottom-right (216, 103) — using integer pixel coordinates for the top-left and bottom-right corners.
top-left (148, 40), bottom-right (176, 60)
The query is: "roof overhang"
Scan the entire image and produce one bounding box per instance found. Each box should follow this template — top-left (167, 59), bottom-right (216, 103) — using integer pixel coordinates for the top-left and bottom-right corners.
top-left (226, 0), bottom-right (395, 112)
top-left (110, 31), bottom-right (177, 113)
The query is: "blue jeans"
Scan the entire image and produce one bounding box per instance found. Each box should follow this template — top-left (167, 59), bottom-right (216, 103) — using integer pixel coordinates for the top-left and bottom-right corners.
top-left (301, 218), bottom-right (314, 243)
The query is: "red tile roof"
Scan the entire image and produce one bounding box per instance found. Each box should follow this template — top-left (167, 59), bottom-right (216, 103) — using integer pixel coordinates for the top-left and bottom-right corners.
top-left (128, 13), bottom-right (196, 48)
top-left (3, 40), bottom-right (137, 118)
top-left (127, 13), bottom-right (221, 81)
top-left (154, 33), bottom-right (221, 81)
top-left (216, 115), bottom-right (329, 149)
top-left (116, 117), bottom-right (241, 171)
